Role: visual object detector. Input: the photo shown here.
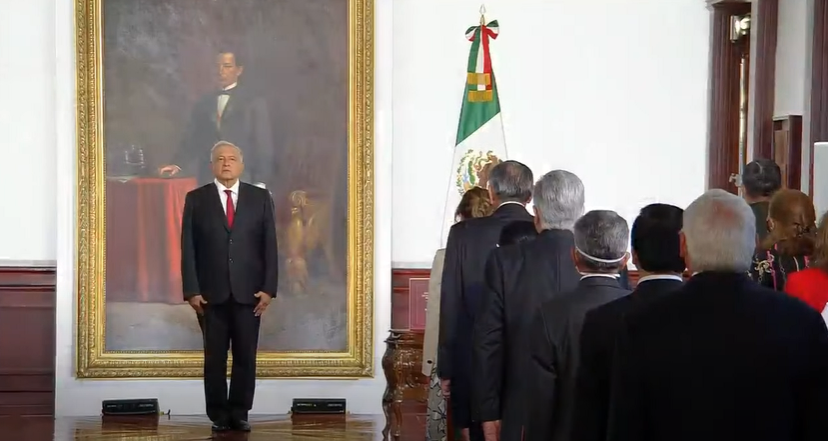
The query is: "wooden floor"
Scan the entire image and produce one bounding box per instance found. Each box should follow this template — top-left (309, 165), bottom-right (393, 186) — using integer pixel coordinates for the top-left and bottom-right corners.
top-left (0, 413), bottom-right (427, 440)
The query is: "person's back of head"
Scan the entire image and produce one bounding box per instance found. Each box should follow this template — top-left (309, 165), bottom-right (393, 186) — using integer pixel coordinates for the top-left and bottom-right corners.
top-left (455, 186), bottom-right (494, 222)
top-left (572, 210), bottom-right (630, 274)
top-left (486, 160), bottom-right (534, 206)
top-left (631, 203), bottom-right (685, 274)
top-left (682, 189), bottom-right (756, 273)
top-left (742, 159), bottom-right (782, 202)
top-left (533, 170), bottom-right (585, 232)
top-left (763, 189), bottom-right (817, 256)
top-left (498, 220), bottom-right (538, 246)
top-left (810, 212), bottom-right (828, 274)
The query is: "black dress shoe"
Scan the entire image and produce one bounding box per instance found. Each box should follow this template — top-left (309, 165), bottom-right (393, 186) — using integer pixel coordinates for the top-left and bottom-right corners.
top-left (231, 419), bottom-right (251, 432)
top-left (211, 420), bottom-right (232, 432)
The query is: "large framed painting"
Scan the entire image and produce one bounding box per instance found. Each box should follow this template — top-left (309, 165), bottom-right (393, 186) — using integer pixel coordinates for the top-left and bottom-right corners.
top-left (74, 0), bottom-right (374, 378)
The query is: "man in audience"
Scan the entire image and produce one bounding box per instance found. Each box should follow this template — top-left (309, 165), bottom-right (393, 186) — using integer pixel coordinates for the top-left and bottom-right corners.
top-left (439, 160), bottom-right (534, 441)
top-left (523, 210), bottom-right (631, 441)
top-left (498, 220), bottom-right (538, 247)
top-left (473, 170), bottom-right (584, 441)
top-left (741, 158), bottom-right (782, 242)
top-left (607, 189), bottom-right (828, 441)
top-left (570, 203), bottom-right (685, 441)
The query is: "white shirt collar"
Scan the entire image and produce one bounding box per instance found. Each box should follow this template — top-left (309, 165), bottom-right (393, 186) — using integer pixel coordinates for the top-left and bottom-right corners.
top-left (497, 201), bottom-right (525, 209)
top-left (214, 179), bottom-right (240, 194)
top-left (580, 273), bottom-right (619, 280)
top-left (638, 274), bottom-right (684, 284)
top-left (223, 82), bottom-right (238, 92)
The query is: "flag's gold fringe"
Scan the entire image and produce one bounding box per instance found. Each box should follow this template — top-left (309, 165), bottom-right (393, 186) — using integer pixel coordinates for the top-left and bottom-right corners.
top-left (467, 90), bottom-right (493, 102)
top-left (466, 72), bottom-right (491, 86)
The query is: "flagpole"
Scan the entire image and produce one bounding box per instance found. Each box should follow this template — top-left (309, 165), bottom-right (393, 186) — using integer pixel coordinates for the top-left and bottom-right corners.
top-left (478, 5), bottom-right (510, 160)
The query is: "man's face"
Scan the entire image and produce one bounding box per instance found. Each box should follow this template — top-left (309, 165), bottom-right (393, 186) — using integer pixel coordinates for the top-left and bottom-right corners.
top-left (216, 53), bottom-right (243, 89)
top-left (211, 145), bottom-right (244, 181)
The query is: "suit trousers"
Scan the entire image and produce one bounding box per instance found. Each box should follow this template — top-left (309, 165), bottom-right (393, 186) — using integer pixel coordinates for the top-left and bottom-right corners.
top-left (197, 298), bottom-right (261, 422)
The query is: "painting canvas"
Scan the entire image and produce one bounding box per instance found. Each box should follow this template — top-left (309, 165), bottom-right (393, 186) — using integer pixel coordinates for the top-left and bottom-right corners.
top-left (75, 0), bottom-right (374, 378)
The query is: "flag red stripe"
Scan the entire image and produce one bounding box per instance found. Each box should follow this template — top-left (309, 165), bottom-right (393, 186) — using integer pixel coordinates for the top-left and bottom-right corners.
top-left (481, 25), bottom-right (493, 91)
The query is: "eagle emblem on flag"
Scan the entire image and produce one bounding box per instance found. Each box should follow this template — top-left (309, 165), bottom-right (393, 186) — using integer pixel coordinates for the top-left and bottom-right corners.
top-left (455, 149), bottom-right (502, 194)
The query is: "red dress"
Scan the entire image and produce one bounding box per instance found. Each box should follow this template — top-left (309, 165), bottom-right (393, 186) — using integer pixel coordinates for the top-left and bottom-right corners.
top-left (784, 267), bottom-right (828, 312)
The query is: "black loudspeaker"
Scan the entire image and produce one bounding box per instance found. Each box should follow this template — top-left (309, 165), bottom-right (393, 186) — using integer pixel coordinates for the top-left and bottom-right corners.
top-left (291, 398), bottom-right (346, 414)
top-left (101, 398), bottom-right (160, 416)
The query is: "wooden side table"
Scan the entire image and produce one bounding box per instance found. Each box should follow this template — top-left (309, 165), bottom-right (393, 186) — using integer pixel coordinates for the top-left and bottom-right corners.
top-left (381, 329), bottom-right (428, 440)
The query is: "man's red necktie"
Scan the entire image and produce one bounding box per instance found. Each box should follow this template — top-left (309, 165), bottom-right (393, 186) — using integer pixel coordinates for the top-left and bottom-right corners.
top-left (224, 189), bottom-right (235, 228)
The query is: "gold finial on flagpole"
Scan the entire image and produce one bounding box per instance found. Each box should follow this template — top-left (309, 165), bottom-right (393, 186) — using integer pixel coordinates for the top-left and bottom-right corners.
top-left (479, 4), bottom-right (486, 25)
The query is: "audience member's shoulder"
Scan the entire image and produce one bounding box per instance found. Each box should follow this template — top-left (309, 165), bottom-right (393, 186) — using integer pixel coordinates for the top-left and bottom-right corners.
top-left (748, 281), bottom-right (819, 317)
top-left (585, 293), bottom-right (634, 323)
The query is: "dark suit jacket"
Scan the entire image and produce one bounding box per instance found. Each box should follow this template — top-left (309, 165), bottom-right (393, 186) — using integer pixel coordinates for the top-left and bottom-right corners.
top-left (438, 203), bottom-right (533, 381)
top-left (525, 276), bottom-right (630, 441)
top-left (176, 85), bottom-right (273, 184)
top-left (570, 277), bottom-right (683, 441)
top-left (181, 182), bottom-right (279, 304)
top-left (472, 229), bottom-right (581, 441)
top-left (607, 272), bottom-right (828, 441)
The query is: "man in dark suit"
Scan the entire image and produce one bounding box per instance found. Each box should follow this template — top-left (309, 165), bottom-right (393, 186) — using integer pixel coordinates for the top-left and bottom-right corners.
top-left (570, 203), bottom-right (685, 441)
top-left (472, 170), bottom-right (585, 441)
top-left (160, 49), bottom-right (273, 185)
top-left (181, 141), bottom-right (278, 432)
top-left (438, 160), bottom-right (534, 441)
top-left (523, 210), bottom-right (631, 441)
top-left (607, 189), bottom-right (828, 441)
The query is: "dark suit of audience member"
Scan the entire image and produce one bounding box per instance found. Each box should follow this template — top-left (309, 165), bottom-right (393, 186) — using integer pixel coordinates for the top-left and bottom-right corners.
top-left (742, 159), bottom-right (782, 243)
top-left (439, 161), bottom-right (534, 440)
top-left (571, 203), bottom-right (686, 441)
top-left (607, 189), bottom-right (828, 441)
top-left (498, 220), bottom-right (538, 246)
top-left (524, 210), bottom-right (631, 441)
top-left (473, 170), bottom-right (586, 441)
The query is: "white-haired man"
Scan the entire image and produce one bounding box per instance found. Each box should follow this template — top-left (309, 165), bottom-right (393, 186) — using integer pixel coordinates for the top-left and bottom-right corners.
top-left (439, 160), bottom-right (534, 441)
top-left (606, 189), bottom-right (828, 441)
top-left (472, 170), bottom-right (584, 441)
top-left (181, 141), bottom-right (278, 433)
top-left (524, 210), bottom-right (631, 441)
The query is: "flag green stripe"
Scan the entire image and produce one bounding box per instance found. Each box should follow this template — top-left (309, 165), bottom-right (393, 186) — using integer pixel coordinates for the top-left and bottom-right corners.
top-left (455, 26), bottom-right (501, 145)
top-left (466, 27), bottom-right (481, 73)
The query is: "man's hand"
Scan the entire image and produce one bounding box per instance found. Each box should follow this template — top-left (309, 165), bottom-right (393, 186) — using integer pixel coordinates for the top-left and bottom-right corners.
top-left (439, 378), bottom-right (451, 398)
top-left (482, 420), bottom-right (501, 441)
top-left (253, 291), bottom-right (272, 317)
top-left (187, 295), bottom-right (207, 314)
top-left (158, 164), bottom-right (181, 177)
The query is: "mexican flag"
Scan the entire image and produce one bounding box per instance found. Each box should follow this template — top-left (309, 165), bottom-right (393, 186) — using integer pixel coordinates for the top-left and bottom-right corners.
top-left (441, 17), bottom-right (508, 244)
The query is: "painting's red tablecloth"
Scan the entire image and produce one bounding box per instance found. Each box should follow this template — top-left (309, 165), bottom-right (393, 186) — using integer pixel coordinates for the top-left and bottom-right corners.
top-left (105, 177), bottom-right (198, 304)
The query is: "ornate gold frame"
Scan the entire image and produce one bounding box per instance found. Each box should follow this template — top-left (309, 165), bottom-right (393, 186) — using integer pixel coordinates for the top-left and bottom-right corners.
top-left (74, 0), bottom-right (374, 378)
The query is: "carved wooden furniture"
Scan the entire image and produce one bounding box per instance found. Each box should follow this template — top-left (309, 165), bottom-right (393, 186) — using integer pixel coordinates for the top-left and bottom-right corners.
top-left (772, 115), bottom-right (803, 190)
top-left (381, 329), bottom-right (428, 440)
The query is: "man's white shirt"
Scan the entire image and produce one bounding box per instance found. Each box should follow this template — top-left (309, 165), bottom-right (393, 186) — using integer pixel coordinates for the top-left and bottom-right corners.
top-left (214, 179), bottom-right (239, 215)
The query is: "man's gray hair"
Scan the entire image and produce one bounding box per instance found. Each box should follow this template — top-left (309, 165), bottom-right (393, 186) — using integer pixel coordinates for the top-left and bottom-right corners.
top-left (534, 170), bottom-right (585, 230)
top-left (682, 189), bottom-right (756, 273)
top-left (487, 160), bottom-right (534, 203)
top-left (210, 141), bottom-right (244, 163)
top-left (574, 210), bottom-right (630, 272)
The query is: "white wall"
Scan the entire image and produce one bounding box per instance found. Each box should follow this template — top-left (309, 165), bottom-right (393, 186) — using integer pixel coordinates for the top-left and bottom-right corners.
top-left (50, 0), bottom-right (393, 417)
top-left (392, 0), bottom-right (711, 265)
top-left (774, 0), bottom-right (814, 190)
top-left (0, 0), bottom-right (57, 263)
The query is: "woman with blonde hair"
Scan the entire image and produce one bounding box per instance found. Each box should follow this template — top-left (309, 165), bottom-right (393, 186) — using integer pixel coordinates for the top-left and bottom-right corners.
top-left (749, 189), bottom-right (817, 290)
top-left (423, 186), bottom-right (493, 441)
top-left (785, 212), bottom-right (828, 317)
